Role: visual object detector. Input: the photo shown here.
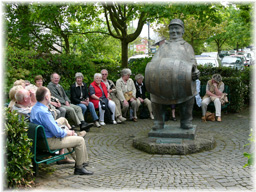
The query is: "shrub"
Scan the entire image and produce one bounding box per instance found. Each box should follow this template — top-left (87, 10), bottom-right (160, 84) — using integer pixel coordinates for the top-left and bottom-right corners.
top-left (5, 108), bottom-right (34, 188)
top-left (243, 128), bottom-right (255, 168)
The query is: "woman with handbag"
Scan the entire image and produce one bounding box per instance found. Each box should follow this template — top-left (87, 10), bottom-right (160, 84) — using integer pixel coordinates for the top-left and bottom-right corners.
top-left (201, 74), bottom-right (225, 122)
top-left (116, 68), bottom-right (139, 122)
top-left (89, 73), bottom-right (117, 126)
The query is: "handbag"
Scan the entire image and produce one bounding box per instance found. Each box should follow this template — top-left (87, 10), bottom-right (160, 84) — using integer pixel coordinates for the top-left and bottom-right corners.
top-left (124, 91), bottom-right (133, 101)
top-left (205, 111), bottom-right (215, 121)
top-left (100, 97), bottom-right (109, 110)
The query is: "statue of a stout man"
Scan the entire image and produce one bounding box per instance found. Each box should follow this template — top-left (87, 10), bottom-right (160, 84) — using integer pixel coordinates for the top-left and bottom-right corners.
top-left (145, 19), bottom-right (200, 130)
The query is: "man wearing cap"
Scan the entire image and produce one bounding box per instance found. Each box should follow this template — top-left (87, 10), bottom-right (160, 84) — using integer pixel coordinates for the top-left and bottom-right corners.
top-left (47, 73), bottom-right (93, 132)
top-left (70, 72), bottom-right (101, 128)
top-left (201, 74), bottom-right (224, 122)
top-left (145, 19), bottom-right (200, 130)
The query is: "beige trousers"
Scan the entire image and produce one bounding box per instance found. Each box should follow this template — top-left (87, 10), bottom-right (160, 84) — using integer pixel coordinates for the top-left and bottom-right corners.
top-left (121, 100), bottom-right (139, 119)
top-left (61, 104), bottom-right (84, 125)
top-left (201, 97), bottom-right (221, 117)
top-left (110, 96), bottom-right (122, 118)
top-left (56, 117), bottom-right (70, 128)
top-left (47, 136), bottom-right (88, 167)
top-left (136, 98), bottom-right (153, 113)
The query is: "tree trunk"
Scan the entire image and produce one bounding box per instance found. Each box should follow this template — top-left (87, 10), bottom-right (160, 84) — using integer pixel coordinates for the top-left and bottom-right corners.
top-left (121, 39), bottom-right (128, 68)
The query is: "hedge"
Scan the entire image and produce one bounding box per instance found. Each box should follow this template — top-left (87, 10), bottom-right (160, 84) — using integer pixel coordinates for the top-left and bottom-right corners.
top-left (5, 108), bottom-right (34, 188)
top-left (6, 47), bottom-right (251, 112)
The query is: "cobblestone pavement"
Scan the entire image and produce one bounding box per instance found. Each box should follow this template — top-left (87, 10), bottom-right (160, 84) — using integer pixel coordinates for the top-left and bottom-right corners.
top-left (34, 107), bottom-right (254, 191)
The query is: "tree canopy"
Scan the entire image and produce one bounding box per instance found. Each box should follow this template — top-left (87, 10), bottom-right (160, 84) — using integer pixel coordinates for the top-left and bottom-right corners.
top-left (4, 2), bottom-right (254, 67)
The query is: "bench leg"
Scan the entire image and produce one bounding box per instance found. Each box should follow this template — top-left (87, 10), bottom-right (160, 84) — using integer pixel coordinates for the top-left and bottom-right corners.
top-left (33, 161), bottom-right (38, 176)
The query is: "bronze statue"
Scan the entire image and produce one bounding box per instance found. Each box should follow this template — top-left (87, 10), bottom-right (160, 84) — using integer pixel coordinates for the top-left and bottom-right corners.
top-left (145, 19), bottom-right (200, 130)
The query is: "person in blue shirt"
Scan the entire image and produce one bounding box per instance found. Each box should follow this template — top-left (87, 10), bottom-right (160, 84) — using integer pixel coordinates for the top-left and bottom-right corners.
top-left (30, 86), bottom-right (93, 175)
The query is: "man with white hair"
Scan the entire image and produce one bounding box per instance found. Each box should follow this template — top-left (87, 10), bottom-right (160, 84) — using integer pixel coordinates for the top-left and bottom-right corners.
top-left (47, 73), bottom-right (93, 132)
top-left (101, 69), bottom-right (126, 124)
top-left (12, 89), bottom-right (32, 120)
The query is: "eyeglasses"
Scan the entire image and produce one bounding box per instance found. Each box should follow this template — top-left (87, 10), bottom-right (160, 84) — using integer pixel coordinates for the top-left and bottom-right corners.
top-left (102, 74), bottom-right (108, 75)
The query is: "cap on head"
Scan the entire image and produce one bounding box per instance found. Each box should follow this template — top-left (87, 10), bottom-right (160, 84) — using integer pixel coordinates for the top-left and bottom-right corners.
top-left (212, 74), bottom-right (222, 83)
top-left (75, 72), bottom-right (84, 79)
top-left (168, 19), bottom-right (184, 29)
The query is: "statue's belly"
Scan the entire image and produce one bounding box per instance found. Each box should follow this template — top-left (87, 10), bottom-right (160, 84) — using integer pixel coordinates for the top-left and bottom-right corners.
top-left (145, 58), bottom-right (196, 103)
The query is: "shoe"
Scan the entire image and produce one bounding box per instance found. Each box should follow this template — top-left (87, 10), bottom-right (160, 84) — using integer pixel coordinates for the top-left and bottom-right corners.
top-left (171, 117), bottom-right (177, 121)
top-left (57, 157), bottom-right (75, 165)
top-left (80, 122), bottom-right (93, 132)
top-left (100, 121), bottom-right (106, 126)
top-left (150, 113), bottom-right (154, 120)
top-left (77, 131), bottom-right (86, 137)
top-left (133, 118), bottom-right (137, 122)
top-left (95, 121), bottom-right (101, 128)
top-left (201, 116), bottom-right (206, 122)
top-left (118, 116), bottom-right (126, 122)
top-left (74, 167), bottom-right (93, 175)
top-left (116, 119), bottom-right (122, 124)
top-left (113, 120), bottom-right (117, 124)
top-left (74, 162), bottom-right (89, 168)
top-left (217, 116), bottom-right (222, 122)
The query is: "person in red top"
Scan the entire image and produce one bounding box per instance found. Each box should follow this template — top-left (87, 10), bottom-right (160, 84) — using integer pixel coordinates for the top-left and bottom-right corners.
top-left (89, 73), bottom-right (117, 126)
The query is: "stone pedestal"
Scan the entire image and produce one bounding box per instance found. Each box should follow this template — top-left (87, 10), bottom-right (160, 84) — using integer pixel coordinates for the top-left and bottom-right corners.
top-left (148, 125), bottom-right (197, 140)
top-left (133, 125), bottom-right (216, 155)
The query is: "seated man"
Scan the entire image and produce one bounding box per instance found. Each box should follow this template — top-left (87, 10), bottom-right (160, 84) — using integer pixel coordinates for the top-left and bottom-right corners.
top-left (101, 69), bottom-right (126, 124)
top-left (12, 88), bottom-right (84, 164)
top-left (201, 74), bottom-right (224, 122)
top-left (70, 72), bottom-right (101, 128)
top-left (30, 86), bottom-right (93, 175)
top-left (134, 74), bottom-right (154, 120)
top-left (47, 73), bottom-right (93, 132)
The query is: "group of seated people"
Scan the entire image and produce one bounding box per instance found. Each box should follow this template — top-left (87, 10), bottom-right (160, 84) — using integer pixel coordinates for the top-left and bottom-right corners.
top-left (8, 68), bottom-right (225, 176)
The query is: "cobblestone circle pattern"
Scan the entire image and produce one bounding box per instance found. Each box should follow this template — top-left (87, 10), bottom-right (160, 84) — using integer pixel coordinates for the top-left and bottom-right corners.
top-left (35, 108), bottom-right (254, 191)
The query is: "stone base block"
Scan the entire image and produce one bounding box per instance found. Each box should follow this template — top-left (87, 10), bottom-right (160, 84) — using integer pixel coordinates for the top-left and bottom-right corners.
top-left (148, 125), bottom-right (197, 140)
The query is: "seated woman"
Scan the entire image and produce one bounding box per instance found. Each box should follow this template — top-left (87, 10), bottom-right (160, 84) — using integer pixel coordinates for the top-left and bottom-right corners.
top-left (134, 74), bottom-right (154, 120)
top-left (89, 73), bottom-right (117, 126)
top-left (116, 68), bottom-right (139, 122)
top-left (201, 74), bottom-right (224, 122)
top-left (70, 72), bottom-right (101, 128)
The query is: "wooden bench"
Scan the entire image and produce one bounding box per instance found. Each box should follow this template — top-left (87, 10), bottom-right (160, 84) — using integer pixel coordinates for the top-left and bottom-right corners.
top-left (27, 122), bottom-right (74, 176)
top-left (200, 85), bottom-right (230, 113)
